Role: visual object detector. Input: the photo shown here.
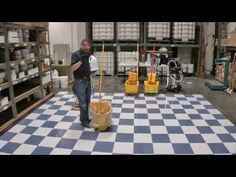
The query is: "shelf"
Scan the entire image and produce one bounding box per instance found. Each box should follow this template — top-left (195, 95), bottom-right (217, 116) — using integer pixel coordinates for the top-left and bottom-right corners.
top-left (0, 63), bottom-right (6, 69)
top-left (10, 58), bottom-right (37, 65)
top-left (143, 43), bottom-right (200, 48)
top-left (8, 42), bottom-right (37, 48)
top-left (93, 43), bottom-right (116, 47)
top-left (42, 67), bottom-right (52, 73)
top-left (145, 50), bottom-right (173, 54)
top-left (39, 42), bottom-right (49, 45)
top-left (40, 55), bottom-right (50, 59)
top-left (0, 92), bottom-right (54, 134)
top-left (0, 101), bottom-right (12, 112)
top-left (14, 85), bottom-right (41, 103)
top-left (12, 73), bottom-right (39, 86)
top-left (43, 81), bottom-right (52, 87)
top-left (0, 82), bottom-right (9, 91)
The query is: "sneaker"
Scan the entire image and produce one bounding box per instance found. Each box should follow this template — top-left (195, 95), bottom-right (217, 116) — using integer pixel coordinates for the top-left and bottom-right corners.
top-left (71, 103), bottom-right (79, 110)
top-left (81, 120), bottom-right (93, 128)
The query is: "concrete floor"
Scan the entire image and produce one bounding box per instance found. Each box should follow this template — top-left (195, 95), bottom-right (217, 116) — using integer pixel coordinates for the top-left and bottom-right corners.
top-left (59, 75), bottom-right (236, 126)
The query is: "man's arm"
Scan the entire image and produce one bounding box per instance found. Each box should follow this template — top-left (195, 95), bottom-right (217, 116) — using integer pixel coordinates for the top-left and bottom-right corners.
top-left (71, 52), bottom-right (82, 71)
top-left (71, 61), bottom-right (82, 71)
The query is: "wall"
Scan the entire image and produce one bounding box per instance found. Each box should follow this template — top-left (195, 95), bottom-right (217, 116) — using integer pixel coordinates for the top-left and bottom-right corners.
top-left (227, 22), bottom-right (236, 33)
top-left (49, 22), bottom-right (86, 59)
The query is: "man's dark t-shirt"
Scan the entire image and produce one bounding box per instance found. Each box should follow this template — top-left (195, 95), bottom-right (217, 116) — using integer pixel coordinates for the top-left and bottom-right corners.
top-left (71, 50), bottom-right (91, 79)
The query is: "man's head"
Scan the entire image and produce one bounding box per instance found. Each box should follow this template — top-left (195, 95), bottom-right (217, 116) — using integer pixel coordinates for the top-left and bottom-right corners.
top-left (80, 39), bottom-right (92, 53)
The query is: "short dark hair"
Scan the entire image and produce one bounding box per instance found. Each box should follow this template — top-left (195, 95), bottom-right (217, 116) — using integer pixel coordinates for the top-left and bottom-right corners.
top-left (81, 39), bottom-right (92, 46)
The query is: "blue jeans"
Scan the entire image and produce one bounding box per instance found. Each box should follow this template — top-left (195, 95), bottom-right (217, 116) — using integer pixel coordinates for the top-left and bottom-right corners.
top-left (74, 77), bottom-right (91, 123)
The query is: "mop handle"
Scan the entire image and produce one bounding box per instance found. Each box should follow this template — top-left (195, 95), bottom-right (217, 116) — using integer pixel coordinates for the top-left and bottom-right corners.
top-left (150, 43), bottom-right (156, 82)
top-left (99, 43), bottom-right (105, 114)
top-left (136, 43), bottom-right (139, 78)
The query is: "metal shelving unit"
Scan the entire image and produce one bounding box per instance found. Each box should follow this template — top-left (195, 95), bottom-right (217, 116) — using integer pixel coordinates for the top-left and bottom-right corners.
top-left (0, 22), bottom-right (54, 134)
top-left (88, 22), bottom-right (201, 76)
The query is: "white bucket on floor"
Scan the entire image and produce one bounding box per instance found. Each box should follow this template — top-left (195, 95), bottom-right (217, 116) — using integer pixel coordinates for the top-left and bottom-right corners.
top-left (53, 77), bottom-right (60, 89)
top-left (181, 64), bottom-right (188, 73)
top-left (60, 76), bottom-right (68, 89)
top-left (187, 64), bottom-right (194, 74)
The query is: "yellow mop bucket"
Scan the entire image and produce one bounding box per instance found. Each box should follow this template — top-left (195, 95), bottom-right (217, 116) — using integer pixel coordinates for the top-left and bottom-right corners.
top-left (90, 101), bottom-right (112, 131)
top-left (144, 80), bottom-right (159, 94)
top-left (125, 44), bottom-right (139, 94)
top-left (125, 80), bottom-right (139, 94)
top-left (90, 43), bottom-right (112, 131)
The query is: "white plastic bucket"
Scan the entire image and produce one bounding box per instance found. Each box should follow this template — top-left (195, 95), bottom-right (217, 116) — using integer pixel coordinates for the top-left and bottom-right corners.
top-left (181, 64), bottom-right (188, 73)
top-left (53, 77), bottom-right (60, 89)
top-left (187, 64), bottom-right (194, 74)
top-left (60, 76), bottom-right (68, 89)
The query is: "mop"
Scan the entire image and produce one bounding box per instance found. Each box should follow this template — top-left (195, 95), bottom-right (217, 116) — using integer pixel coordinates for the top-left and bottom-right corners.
top-left (90, 43), bottom-right (112, 131)
top-left (226, 53), bottom-right (236, 95)
top-left (149, 43), bottom-right (156, 84)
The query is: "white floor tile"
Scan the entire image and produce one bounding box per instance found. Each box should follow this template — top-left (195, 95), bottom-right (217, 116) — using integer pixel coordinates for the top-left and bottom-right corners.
top-left (160, 109), bottom-right (174, 114)
top-left (117, 125), bottom-right (134, 133)
top-left (148, 114), bottom-right (163, 120)
top-left (73, 140), bottom-right (96, 151)
top-left (153, 143), bottom-right (175, 154)
top-left (169, 134), bottom-right (188, 143)
top-left (32, 127), bottom-right (52, 136)
top-left (62, 130), bottom-right (83, 140)
top-left (182, 126), bottom-right (200, 134)
top-left (13, 144), bottom-right (37, 155)
top-left (8, 125), bottom-right (26, 133)
top-left (163, 120), bottom-right (180, 126)
top-left (202, 134), bottom-right (222, 143)
top-left (120, 113), bottom-right (134, 119)
top-left (50, 148), bottom-right (72, 155)
top-left (224, 143), bottom-right (236, 154)
top-left (39, 137), bottom-right (61, 148)
top-left (0, 140), bottom-right (7, 149)
top-left (150, 126), bottom-right (168, 134)
top-left (134, 134), bottom-right (152, 143)
top-left (112, 142), bottom-right (133, 154)
top-left (134, 108), bottom-right (148, 114)
top-left (211, 126), bottom-right (229, 134)
top-left (134, 119), bottom-right (150, 126)
top-left (28, 120), bottom-right (45, 127)
top-left (42, 109), bottom-right (57, 115)
top-left (54, 122), bottom-right (73, 130)
top-left (25, 113), bottom-right (40, 120)
top-left (10, 133), bottom-right (31, 144)
top-left (175, 114), bottom-right (191, 120)
top-left (192, 120), bottom-right (208, 126)
top-left (47, 115), bottom-right (65, 122)
top-left (190, 143), bottom-right (213, 154)
top-left (96, 133), bottom-right (117, 142)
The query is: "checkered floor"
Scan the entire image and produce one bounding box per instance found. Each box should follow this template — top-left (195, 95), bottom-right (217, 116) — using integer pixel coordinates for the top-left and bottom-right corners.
top-left (1, 91), bottom-right (236, 155)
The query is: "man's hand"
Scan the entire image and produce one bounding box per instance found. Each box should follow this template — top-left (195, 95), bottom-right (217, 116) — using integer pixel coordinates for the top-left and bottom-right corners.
top-left (71, 61), bottom-right (82, 71)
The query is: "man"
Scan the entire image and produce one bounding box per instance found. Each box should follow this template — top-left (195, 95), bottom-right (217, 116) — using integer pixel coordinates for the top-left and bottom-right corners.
top-left (71, 39), bottom-right (93, 128)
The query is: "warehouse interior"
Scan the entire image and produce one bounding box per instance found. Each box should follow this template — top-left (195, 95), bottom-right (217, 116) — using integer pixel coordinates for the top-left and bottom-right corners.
top-left (0, 22), bottom-right (236, 155)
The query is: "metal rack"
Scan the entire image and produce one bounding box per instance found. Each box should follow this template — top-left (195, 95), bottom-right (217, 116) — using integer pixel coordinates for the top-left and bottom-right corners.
top-left (88, 22), bottom-right (201, 76)
top-left (0, 22), bottom-right (54, 134)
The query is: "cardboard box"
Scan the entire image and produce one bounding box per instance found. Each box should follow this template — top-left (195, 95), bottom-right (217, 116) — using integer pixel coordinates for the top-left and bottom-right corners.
top-left (39, 31), bottom-right (47, 43)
